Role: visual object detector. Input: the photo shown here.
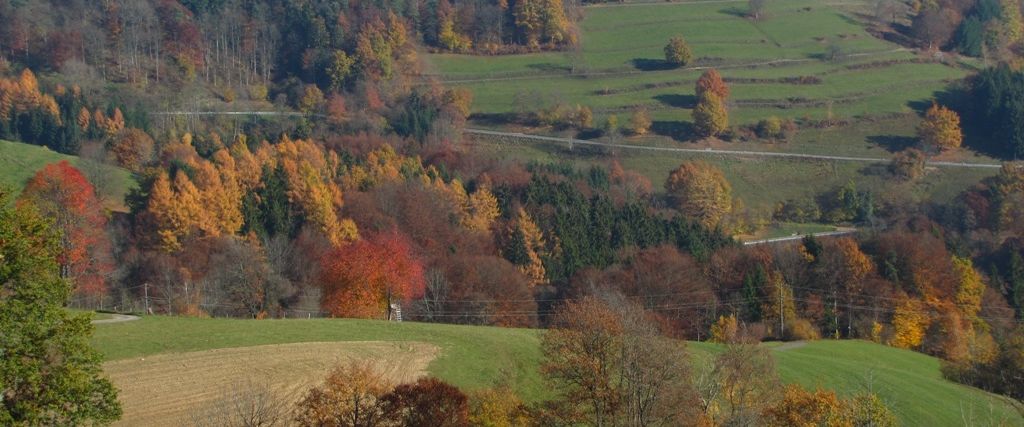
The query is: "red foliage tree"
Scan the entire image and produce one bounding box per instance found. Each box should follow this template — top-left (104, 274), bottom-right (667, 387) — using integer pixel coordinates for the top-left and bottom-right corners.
top-left (381, 377), bottom-right (469, 427)
top-left (319, 230), bottom-right (426, 318)
top-left (18, 161), bottom-right (112, 298)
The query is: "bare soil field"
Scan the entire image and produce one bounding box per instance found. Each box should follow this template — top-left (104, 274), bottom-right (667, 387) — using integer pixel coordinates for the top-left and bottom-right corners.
top-left (103, 341), bottom-right (439, 426)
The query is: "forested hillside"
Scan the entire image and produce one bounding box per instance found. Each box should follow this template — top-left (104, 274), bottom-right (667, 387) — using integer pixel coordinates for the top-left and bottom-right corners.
top-left (1, 0), bottom-right (1024, 425)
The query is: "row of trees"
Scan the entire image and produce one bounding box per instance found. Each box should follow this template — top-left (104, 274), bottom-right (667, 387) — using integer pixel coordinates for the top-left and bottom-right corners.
top-left (909, 0), bottom-right (1023, 58)
top-left (539, 296), bottom-right (896, 426)
top-left (429, 0), bottom-right (577, 53)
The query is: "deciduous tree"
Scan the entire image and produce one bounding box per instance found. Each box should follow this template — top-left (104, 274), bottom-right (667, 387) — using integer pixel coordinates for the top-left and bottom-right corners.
top-left (918, 102), bottom-right (962, 152)
top-left (695, 69), bottom-right (730, 100)
top-left (663, 36), bottom-right (693, 67)
top-left (107, 128), bottom-right (155, 172)
top-left (665, 161), bottom-right (733, 228)
top-left (541, 296), bottom-right (701, 426)
top-left (692, 92), bottom-right (729, 137)
top-left (762, 384), bottom-right (848, 427)
top-left (628, 108), bottom-right (651, 136)
top-left (18, 161), bottom-right (112, 298)
top-left (0, 189), bottom-right (121, 425)
top-left (381, 377), bottom-right (469, 427)
top-left (319, 231), bottom-right (426, 319)
top-left (294, 361), bottom-right (391, 427)
top-left (890, 148), bottom-right (926, 181)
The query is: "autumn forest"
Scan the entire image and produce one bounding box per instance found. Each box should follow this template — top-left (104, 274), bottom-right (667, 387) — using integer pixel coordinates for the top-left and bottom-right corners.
top-left (2, 0), bottom-right (1024, 426)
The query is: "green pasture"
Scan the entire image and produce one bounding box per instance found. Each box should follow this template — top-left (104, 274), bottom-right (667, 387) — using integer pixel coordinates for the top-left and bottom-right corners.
top-left (91, 316), bottom-right (1023, 425)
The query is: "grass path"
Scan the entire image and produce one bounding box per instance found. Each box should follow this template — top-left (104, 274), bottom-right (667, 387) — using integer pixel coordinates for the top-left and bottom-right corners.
top-left (464, 128), bottom-right (1003, 169)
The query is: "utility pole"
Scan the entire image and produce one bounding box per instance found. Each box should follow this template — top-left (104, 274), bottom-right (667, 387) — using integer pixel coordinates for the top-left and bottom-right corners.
top-left (834, 294), bottom-right (839, 339)
top-left (779, 283), bottom-right (784, 337)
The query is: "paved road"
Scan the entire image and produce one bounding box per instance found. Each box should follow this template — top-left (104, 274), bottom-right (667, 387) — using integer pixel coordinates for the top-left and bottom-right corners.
top-left (91, 313), bottom-right (140, 325)
top-left (464, 128), bottom-right (1004, 169)
top-left (742, 229), bottom-right (857, 246)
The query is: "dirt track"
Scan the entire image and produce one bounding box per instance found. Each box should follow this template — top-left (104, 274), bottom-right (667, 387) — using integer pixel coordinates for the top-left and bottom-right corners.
top-left (104, 341), bottom-right (439, 426)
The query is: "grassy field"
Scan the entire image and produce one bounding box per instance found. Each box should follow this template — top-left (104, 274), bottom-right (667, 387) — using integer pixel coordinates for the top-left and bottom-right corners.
top-left (91, 316), bottom-right (549, 401)
top-left (468, 135), bottom-right (995, 214)
top-left (429, 0), bottom-right (971, 129)
top-left (0, 139), bottom-right (134, 211)
top-left (91, 316), bottom-right (1022, 425)
top-left (431, 0), bottom-right (999, 217)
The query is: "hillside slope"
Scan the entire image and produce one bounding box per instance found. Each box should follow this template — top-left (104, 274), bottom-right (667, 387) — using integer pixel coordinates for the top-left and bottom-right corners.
top-left (92, 317), bottom-right (1022, 425)
top-left (0, 139), bottom-right (134, 211)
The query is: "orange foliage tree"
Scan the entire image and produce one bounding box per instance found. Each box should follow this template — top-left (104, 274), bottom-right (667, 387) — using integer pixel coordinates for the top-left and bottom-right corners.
top-left (18, 161), bottom-right (112, 298)
top-left (319, 231), bottom-right (426, 318)
top-left (917, 102), bottom-right (962, 152)
top-left (0, 69), bottom-right (61, 123)
top-left (695, 68), bottom-right (730, 100)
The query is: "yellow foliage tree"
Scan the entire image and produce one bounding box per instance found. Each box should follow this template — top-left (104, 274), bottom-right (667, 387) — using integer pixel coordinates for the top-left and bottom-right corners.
top-left (463, 185), bottom-right (501, 232)
top-left (890, 298), bottom-right (929, 349)
top-left (917, 103), bottom-right (962, 152)
top-left (952, 256), bottom-right (984, 320)
top-left (762, 385), bottom-right (850, 427)
top-left (0, 69), bottom-right (61, 123)
top-left (665, 161), bottom-right (733, 228)
top-left (439, 18), bottom-right (472, 52)
top-left (468, 387), bottom-right (530, 427)
top-left (76, 107), bottom-right (91, 131)
top-left (710, 314), bottom-right (739, 344)
top-left (629, 108), bottom-right (651, 136)
top-left (146, 170), bottom-right (206, 252)
top-left (693, 92), bottom-right (729, 137)
top-left (511, 208), bottom-right (547, 288)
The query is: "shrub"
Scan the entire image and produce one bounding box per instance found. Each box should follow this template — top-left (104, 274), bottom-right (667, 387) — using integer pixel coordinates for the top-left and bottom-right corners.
top-left (756, 117), bottom-right (782, 138)
top-left (381, 377), bottom-right (469, 427)
top-left (785, 318), bottom-right (821, 341)
top-left (890, 148), bottom-right (926, 181)
top-left (774, 198), bottom-right (821, 223)
top-left (628, 108), bottom-right (652, 136)
top-left (664, 36), bottom-right (693, 67)
top-left (294, 361), bottom-right (391, 426)
top-left (468, 387), bottom-right (530, 427)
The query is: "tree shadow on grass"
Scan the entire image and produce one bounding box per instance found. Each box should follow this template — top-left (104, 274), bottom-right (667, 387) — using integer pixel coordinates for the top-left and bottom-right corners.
top-left (470, 112), bottom-right (521, 127)
top-left (651, 120), bottom-right (695, 141)
top-left (867, 135), bottom-right (917, 153)
top-left (631, 58), bottom-right (678, 72)
top-left (527, 63), bottom-right (571, 73)
top-left (654, 94), bottom-right (698, 109)
top-left (719, 7), bottom-right (747, 18)
top-left (859, 163), bottom-right (891, 178)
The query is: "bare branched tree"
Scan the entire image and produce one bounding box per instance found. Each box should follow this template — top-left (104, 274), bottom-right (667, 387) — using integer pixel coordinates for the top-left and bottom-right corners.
top-left (191, 380), bottom-right (290, 427)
